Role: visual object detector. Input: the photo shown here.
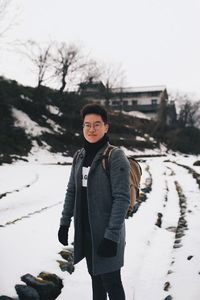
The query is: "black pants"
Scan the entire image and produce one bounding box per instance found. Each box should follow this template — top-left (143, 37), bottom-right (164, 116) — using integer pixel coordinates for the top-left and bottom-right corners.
top-left (91, 269), bottom-right (125, 300)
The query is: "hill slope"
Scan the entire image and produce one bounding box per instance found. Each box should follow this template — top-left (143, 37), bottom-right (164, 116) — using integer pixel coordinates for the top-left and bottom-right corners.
top-left (1, 77), bottom-right (200, 164)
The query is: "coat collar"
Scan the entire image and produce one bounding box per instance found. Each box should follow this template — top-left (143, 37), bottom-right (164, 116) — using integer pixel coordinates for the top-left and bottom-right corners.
top-left (76, 142), bottom-right (110, 173)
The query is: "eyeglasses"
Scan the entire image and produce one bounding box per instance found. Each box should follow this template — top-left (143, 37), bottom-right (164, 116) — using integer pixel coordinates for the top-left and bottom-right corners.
top-left (83, 121), bottom-right (104, 130)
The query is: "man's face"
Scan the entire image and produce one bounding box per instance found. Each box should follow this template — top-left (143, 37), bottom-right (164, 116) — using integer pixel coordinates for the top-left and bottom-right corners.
top-left (83, 114), bottom-right (109, 143)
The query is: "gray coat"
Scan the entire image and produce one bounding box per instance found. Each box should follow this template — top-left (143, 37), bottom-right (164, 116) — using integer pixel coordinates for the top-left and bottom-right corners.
top-left (60, 143), bottom-right (130, 275)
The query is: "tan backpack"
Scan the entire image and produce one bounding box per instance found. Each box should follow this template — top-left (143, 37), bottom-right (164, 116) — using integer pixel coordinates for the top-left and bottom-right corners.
top-left (102, 145), bottom-right (142, 217)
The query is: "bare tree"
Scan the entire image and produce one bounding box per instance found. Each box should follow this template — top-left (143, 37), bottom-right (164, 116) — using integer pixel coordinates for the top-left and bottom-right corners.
top-left (81, 59), bottom-right (102, 83)
top-left (0, 0), bottom-right (11, 38)
top-left (178, 99), bottom-right (200, 128)
top-left (52, 42), bottom-right (87, 94)
top-left (0, 0), bottom-right (18, 40)
top-left (19, 40), bottom-right (52, 88)
top-left (100, 63), bottom-right (126, 105)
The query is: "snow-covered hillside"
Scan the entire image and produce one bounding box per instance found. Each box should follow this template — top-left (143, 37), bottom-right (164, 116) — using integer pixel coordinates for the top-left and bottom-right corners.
top-left (0, 154), bottom-right (200, 299)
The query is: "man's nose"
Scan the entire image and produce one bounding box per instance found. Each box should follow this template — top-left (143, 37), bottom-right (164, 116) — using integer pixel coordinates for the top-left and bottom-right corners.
top-left (88, 126), bottom-right (95, 131)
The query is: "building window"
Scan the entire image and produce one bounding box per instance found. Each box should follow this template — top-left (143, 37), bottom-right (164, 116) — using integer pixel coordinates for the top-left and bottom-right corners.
top-left (111, 100), bottom-right (120, 106)
top-left (132, 100), bottom-right (138, 106)
top-left (151, 99), bottom-right (157, 106)
top-left (123, 100), bottom-right (130, 106)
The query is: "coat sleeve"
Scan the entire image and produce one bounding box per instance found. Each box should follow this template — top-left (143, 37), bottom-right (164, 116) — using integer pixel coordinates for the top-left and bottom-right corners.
top-left (60, 162), bottom-right (76, 227)
top-left (104, 148), bottom-right (130, 242)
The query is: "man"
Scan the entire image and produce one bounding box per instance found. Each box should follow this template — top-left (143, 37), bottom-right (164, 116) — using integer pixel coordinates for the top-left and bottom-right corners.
top-left (58, 103), bottom-right (130, 300)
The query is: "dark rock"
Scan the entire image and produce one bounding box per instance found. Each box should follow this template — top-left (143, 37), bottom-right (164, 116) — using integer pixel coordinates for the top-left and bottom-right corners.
top-left (57, 260), bottom-right (75, 274)
top-left (59, 249), bottom-right (74, 262)
top-left (180, 203), bottom-right (186, 209)
top-left (38, 272), bottom-right (63, 298)
top-left (193, 160), bottom-right (200, 166)
top-left (164, 281), bottom-right (171, 291)
top-left (15, 284), bottom-right (39, 300)
top-left (132, 202), bottom-right (140, 214)
top-left (176, 228), bottom-right (185, 236)
top-left (164, 295), bottom-right (173, 300)
top-left (21, 273), bottom-right (62, 300)
top-left (138, 193), bottom-right (147, 202)
top-left (141, 186), bottom-right (151, 194)
top-left (155, 212), bottom-right (163, 228)
top-left (166, 226), bottom-right (176, 233)
top-left (178, 219), bottom-right (187, 228)
top-left (180, 209), bottom-right (186, 215)
top-left (187, 255), bottom-right (193, 260)
top-left (173, 243), bottom-right (182, 249)
top-left (175, 232), bottom-right (185, 239)
top-left (174, 239), bottom-right (181, 244)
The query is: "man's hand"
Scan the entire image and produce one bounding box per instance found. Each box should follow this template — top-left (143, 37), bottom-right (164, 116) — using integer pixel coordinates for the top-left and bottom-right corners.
top-left (97, 238), bottom-right (117, 257)
top-left (58, 225), bottom-right (69, 246)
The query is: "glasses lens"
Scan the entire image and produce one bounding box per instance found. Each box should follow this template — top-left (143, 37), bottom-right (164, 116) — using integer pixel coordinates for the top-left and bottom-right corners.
top-left (83, 122), bottom-right (103, 130)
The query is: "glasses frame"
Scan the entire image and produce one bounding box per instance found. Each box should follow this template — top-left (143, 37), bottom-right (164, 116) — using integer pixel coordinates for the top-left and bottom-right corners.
top-left (82, 121), bottom-right (105, 130)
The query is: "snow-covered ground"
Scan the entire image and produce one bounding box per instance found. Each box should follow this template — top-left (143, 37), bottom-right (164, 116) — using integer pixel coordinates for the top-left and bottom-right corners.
top-left (0, 153), bottom-right (200, 299)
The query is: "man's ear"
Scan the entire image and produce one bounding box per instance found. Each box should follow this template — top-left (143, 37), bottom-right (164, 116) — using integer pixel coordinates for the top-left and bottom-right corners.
top-left (105, 123), bottom-right (109, 132)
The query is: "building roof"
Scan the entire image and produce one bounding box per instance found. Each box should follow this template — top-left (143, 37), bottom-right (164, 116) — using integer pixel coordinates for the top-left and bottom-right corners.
top-left (112, 85), bottom-right (167, 93)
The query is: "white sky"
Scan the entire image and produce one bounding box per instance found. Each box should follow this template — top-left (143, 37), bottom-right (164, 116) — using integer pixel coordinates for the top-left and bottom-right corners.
top-left (1, 0), bottom-right (200, 97)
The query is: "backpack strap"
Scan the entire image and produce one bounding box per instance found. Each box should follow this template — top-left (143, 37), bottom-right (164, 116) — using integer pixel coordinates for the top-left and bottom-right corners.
top-left (102, 145), bottom-right (118, 175)
top-left (72, 148), bottom-right (84, 167)
top-left (128, 156), bottom-right (142, 175)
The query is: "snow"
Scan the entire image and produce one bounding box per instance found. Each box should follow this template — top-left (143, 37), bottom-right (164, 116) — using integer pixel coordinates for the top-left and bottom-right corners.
top-left (20, 94), bottom-right (32, 102)
top-left (121, 145), bottom-right (168, 157)
top-left (12, 106), bottom-right (64, 136)
top-left (46, 105), bottom-right (62, 116)
top-left (12, 107), bottom-right (53, 137)
top-left (135, 136), bottom-right (146, 142)
top-left (113, 86), bottom-right (166, 94)
top-left (122, 110), bottom-right (151, 120)
top-left (0, 154), bottom-right (200, 299)
top-left (46, 118), bottom-right (63, 133)
top-left (11, 140), bottom-right (72, 165)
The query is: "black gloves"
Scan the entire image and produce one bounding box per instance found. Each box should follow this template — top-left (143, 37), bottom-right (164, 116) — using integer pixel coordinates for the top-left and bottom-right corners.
top-left (58, 226), bottom-right (118, 257)
top-left (97, 238), bottom-right (117, 257)
top-left (58, 225), bottom-right (69, 246)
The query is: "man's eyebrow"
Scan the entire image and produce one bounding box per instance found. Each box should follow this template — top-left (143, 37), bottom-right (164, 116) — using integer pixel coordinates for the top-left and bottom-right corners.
top-left (84, 121), bottom-right (102, 124)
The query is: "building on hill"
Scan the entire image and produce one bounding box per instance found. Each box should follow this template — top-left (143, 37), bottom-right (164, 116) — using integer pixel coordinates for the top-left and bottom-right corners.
top-left (78, 80), bottom-right (106, 102)
top-left (109, 85), bottom-right (168, 120)
top-left (78, 80), bottom-right (175, 122)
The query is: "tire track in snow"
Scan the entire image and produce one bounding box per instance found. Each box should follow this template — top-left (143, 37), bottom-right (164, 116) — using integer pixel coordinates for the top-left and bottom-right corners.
top-left (162, 162), bottom-right (200, 300)
top-left (165, 160), bottom-right (200, 190)
top-left (0, 200), bottom-right (63, 228)
top-left (134, 160), bottom-right (200, 300)
top-left (130, 161), bottom-right (181, 300)
top-left (0, 174), bottom-right (39, 200)
top-left (160, 178), bottom-right (189, 299)
top-left (175, 162), bottom-right (200, 190)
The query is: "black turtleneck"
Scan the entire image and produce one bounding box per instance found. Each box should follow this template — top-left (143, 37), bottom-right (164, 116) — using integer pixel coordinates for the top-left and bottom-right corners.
top-left (83, 134), bottom-right (109, 167)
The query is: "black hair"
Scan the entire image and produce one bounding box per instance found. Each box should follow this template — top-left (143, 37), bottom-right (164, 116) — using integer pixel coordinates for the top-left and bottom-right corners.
top-left (81, 103), bottom-right (108, 123)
